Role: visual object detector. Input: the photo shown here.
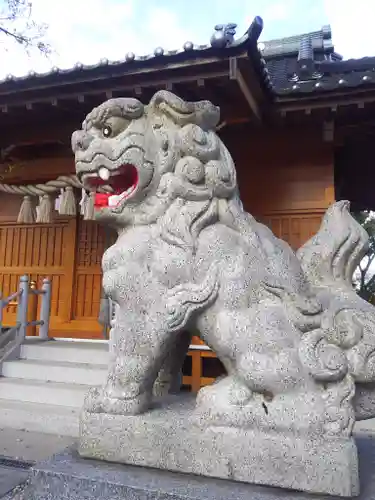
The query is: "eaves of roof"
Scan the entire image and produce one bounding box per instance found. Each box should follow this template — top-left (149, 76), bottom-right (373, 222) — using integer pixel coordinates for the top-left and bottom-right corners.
top-left (2, 15), bottom-right (374, 106)
top-left (276, 57), bottom-right (375, 97)
top-left (0, 17), bottom-right (267, 94)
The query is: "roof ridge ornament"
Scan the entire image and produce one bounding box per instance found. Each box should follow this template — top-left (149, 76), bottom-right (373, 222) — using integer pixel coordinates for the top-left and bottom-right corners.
top-left (210, 23), bottom-right (237, 48)
top-left (294, 35), bottom-right (323, 82)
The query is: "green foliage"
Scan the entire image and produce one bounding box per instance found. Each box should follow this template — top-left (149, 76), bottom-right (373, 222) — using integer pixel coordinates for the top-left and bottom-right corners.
top-left (353, 211), bottom-right (375, 302)
top-left (0, 0), bottom-right (50, 54)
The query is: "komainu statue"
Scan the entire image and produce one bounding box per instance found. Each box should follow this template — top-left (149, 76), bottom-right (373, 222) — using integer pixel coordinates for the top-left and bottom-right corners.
top-left (72, 91), bottom-right (375, 497)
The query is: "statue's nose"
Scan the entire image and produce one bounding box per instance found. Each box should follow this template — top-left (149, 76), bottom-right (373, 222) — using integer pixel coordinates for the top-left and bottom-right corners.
top-left (71, 130), bottom-right (93, 152)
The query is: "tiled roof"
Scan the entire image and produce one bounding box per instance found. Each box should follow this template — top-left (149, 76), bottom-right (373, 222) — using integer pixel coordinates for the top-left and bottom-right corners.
top-left (0, 17), bottom-right (374, 101)
top-left (276, 57), bottom-right (375, 96)
top-left (259, 25), bottom-right (335, 58)
top-left (0, 17), bottom-right (265, 86)
top-left (262, 26), bottom-right (375, 97)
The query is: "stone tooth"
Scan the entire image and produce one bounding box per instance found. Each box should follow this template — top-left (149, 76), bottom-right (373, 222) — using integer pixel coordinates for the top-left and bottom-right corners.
top-left (98, 167), bottom-right (110, 181)
top-left (101, 185), bottom-right (114, 193)
top-left (108, 195), bottom-right (121, 207)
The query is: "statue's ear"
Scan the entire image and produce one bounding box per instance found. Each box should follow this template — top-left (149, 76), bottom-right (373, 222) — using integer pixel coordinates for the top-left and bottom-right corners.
top-left (148, 90), bottom-right (220, 131)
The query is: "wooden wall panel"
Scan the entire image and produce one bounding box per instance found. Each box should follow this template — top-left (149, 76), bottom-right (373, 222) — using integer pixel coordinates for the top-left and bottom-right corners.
top-left (259, 212), bottom-right (324, 251)
top-left (223, 126), bottom-right (335, 216)
top-left (72, 220), bottom-right (116, 321)
top-left (2, 157), bottom-right (74, 184)
top-left (0, 219), bottom-right (76, 330)
top-left (0, 193), bottom-right (22, 222)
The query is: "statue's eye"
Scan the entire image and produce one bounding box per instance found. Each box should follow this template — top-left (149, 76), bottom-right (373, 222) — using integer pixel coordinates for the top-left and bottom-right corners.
top-left (102, 125), bottom-right (112, 138)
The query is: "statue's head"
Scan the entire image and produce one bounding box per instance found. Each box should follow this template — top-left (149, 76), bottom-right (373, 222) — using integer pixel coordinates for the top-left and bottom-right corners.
top-left (72, 90), bottom-right (237, 227)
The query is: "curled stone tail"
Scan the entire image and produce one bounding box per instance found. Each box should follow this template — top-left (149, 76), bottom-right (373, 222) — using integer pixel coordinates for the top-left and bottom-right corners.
top-left (165, 264), bottom-right (220, 332)
top-left (297, 200), bottom-right (369, 288)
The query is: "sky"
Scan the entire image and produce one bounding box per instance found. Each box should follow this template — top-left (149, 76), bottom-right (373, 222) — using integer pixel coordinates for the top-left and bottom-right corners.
top-left (0, 0), bottom-right (374, 78)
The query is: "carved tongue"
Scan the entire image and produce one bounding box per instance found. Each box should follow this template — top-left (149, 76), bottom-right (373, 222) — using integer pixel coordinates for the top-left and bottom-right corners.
top-left (94, 193), bottom-right (110, 208)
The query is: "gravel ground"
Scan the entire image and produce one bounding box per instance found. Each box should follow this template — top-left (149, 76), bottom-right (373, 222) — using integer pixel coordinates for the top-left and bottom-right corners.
top-left (0, 428), bottom-right (75, 463)
top-left (1, 480), bottom-right (29, 500)
top-left (0, 428), bottom-right (76, 500)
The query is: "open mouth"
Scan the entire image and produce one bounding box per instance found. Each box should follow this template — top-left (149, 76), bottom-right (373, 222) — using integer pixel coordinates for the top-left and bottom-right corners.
top-left (82, 164), bottom-right (138, 209)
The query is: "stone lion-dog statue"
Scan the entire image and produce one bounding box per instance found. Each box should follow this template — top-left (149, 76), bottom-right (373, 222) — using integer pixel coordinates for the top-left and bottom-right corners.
top-left (72, 90), bottom-right (375, 497)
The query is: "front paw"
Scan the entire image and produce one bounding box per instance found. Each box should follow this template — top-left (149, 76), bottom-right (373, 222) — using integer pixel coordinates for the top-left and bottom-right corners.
top-left (83, 387), bottom-right (151, 415)
top-left (83, 387), bottom-right (103, 413)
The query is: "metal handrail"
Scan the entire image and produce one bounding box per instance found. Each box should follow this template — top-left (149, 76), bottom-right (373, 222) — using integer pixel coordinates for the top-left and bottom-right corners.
top-left (0, 275), bottom-right (52, 369)
top-left (0, 290), bottom-right (22, 309)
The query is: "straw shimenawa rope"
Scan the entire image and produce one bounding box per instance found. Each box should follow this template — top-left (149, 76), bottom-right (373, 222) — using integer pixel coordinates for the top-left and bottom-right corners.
top-left (0, 174), bottom-right (82, 196)
top-left (0, 175), bottom-right (96, 223)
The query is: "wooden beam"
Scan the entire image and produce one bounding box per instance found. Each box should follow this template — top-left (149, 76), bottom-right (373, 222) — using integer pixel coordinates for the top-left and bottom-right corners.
top-left (229, 57), bottom-right (262, 122)
top-left (277, 91), bottom-right (375, 113)
top-left (0, 70), bottom-right (230, 110)
top-left (323, 121), bottom-right (334, 142)
top-left (0, 121), bottom-right (78, 148)
top-left (0, 56), bottom-right (245, 98)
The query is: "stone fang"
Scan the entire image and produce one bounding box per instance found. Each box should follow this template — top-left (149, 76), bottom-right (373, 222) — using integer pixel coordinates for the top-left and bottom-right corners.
top-left (108, 194), bottom-right (121, 207)
top-left (98, 167), bottom-right (110, 181)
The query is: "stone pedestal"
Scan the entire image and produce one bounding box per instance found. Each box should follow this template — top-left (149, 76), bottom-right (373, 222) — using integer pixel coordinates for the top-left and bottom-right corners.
top-left (21, 433), bottom-right (375, 500)
top-left (75, 395), bottom-right (358, 497)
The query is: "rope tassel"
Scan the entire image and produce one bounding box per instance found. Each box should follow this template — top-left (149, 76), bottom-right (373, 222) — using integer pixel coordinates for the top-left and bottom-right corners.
top-left (17, 195), bottom-right (36, 223)
top-left (81, 191), bottom-right (96, 220)
top-left (59, 186), bottom-right (77, 216)
top-left (0, 174), bottom-right (85, 223)
top-left (36, 194), bottom-right (53, 223)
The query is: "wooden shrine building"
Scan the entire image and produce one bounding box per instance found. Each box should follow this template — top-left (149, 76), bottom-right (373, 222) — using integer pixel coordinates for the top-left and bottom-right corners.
top-left (1, 17), bottom-right (375, 390)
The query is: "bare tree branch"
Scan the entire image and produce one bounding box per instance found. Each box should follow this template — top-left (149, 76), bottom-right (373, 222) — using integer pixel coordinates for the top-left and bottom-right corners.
top-left (0, 0), bottom-right (51, 55)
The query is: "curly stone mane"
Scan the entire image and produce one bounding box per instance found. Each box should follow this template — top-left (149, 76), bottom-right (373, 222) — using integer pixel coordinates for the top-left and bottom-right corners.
top-left (147, 91), bottom-right (248, 254)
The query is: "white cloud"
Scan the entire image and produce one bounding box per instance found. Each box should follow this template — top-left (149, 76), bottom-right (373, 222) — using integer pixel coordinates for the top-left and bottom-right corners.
top-left (324, 0), bottom-right (375, 58)
top-left (262, 2), bottom-right (288, 22)
top-left (0, 0), bottom-right (373, 80)
top-left (143, 7), bottom-right (196, 50)
top-left (0, 0), bottom-right (194, 78)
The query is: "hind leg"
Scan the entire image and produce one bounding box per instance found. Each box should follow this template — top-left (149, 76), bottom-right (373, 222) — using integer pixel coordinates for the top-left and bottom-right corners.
top-left (153, 330), bottom-right (192, 397)
top-left (196, 305), bottom-right (304, 410)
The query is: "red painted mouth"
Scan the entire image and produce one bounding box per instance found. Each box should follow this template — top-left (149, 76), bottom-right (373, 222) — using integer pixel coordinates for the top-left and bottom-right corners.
top-left (84, 164), bottom-right (138, 209)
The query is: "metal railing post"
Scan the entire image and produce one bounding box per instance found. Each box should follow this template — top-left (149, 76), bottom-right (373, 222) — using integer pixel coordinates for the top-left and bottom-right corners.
top-left (17, 275), bottom-right (29, 342)
top-left (27, 280), bottom-right (38, 337)
top-left (38, 278), bottom-right (51, 340)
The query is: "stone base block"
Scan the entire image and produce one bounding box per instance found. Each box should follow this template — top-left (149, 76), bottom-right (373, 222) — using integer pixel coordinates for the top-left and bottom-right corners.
top-left (76, 394), bottom-right (359, 497)
top-left (21, 434), bottom-right (375, 500)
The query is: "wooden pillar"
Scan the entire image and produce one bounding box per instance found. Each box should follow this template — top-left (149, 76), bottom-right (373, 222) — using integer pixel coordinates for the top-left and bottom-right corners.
top-left (190, 350), bottom-right (202, 393)
top-left (61, 216), bottom-right (78, 322)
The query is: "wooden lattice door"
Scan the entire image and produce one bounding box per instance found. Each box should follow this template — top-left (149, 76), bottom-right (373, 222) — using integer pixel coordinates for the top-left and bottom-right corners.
top-left (71, 219), bottom-right (116, 336)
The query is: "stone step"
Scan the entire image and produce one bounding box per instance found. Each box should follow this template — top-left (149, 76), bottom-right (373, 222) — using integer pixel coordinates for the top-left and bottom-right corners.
top-left (0, 398), bottom-right (79, 437)
top-left (20, 340), bottom-right (109, 365)
top-left (0, 378), bottom-right (89, 408)
top-left (1, 358), bottom-right (107, 386)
